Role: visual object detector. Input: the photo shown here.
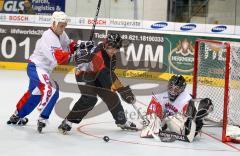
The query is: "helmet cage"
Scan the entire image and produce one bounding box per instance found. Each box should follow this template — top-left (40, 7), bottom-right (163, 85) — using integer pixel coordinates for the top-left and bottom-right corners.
top-left (105, 33), bottom-right (122, 49)
top-left (168, 75), bottom-right (186, 101)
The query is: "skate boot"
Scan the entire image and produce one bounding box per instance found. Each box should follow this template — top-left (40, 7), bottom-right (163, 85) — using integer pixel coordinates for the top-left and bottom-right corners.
top-left (37, 118), bottom-right (46, 133)
top-left (117, 121), bottom-right (138, 131)
top-left (58, 119), bottom-right (72, 135)
top-left (7, 114), bottom-right (28, 125)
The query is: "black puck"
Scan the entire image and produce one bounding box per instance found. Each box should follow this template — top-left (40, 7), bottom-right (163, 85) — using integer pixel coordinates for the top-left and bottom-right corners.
top-left (7, 120), bottom-right (11, 124)
top-left (103, 136), bottom-right (110, 142)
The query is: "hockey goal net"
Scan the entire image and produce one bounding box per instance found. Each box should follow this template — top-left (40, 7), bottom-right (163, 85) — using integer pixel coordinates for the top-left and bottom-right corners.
top-left (193, 39), bottom-right (240, 143)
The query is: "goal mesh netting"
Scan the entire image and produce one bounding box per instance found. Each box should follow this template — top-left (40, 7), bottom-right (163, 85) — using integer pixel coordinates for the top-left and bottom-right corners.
top-left (193, 39), bottom-right (240, 142)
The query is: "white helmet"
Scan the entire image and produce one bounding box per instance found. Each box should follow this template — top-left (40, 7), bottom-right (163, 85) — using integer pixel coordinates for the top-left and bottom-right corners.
top-left (51, 11), bottom-right (68, 26)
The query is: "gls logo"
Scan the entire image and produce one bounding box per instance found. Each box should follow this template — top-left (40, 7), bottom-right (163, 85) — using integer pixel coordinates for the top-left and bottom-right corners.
top-left (151, 22), bottom-right (168, 29)
top-left (3, 1), bottom-right (24, 12)
top-left (211, 25), bottom-right (227, 32)
top-left (180, 24), bottom-right (197, 31)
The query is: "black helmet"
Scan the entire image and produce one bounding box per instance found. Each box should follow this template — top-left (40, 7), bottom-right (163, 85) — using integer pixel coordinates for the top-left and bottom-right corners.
top-left (168, 75), bottom-right (186, 101)
top-left (105, 33), bottom-right (122, 49)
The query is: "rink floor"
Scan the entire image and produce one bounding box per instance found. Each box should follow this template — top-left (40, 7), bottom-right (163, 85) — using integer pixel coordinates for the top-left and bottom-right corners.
top-left (0, 70), bottom-right (239, 156)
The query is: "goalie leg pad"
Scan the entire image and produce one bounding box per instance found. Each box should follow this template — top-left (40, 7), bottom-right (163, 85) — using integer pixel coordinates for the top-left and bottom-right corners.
top-left (164, 113), bottom-right (196, 142)
top-left (184, 118), bottom-right (196, 142)
top-left (164, 113), bottom-right (187, 135)
top-left (140, 114), bottom-right (161, 138)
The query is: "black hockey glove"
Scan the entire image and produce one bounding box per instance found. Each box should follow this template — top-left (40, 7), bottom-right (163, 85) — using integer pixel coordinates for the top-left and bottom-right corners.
top-left (85, 41), bottom-right (95, 51)
top-left (78, 41), bottom-right (95, 52)
top-left (74, 49), bottom-right (93, 65)
top-left (117, 85), bottom-right (136, 104)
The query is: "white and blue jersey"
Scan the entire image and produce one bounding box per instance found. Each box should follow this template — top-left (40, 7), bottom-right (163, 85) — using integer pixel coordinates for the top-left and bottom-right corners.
top-left (16, 28), bottom-right (70, 119)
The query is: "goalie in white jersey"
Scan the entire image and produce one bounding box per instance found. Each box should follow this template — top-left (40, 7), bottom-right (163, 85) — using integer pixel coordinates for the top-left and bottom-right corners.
top-left (7, 11), bottom-right (77, 133)
top-left (141, 75), bottom-right (213, 142)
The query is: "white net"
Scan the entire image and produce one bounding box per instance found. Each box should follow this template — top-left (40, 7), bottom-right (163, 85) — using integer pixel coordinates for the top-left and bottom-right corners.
top-left (194, 40), bottom-right (240, 127)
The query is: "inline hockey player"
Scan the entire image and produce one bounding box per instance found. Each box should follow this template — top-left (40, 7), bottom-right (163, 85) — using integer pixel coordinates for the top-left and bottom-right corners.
top-left (58, 33), bottom-right (137, 134)
top-left (7, 11), bottom-right (77, 133)
top-left (141, 75), bottom-right (213, 142)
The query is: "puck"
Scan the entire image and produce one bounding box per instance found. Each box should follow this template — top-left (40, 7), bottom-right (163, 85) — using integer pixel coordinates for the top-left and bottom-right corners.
top-left (103, 136), bottom-right (110, 142)
top-left (7, 120), bottom-right (11, 124)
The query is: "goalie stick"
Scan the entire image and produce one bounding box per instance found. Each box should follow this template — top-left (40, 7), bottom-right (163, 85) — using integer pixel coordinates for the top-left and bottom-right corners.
top-left (159, 130), bottom-right (190, 142)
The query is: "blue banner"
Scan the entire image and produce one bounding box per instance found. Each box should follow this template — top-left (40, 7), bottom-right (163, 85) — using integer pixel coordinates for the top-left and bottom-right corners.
top-left (0, 0), bottom-right (65, 15)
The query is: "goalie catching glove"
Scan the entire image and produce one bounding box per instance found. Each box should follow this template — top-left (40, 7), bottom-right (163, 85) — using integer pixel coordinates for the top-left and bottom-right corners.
top-left (117, 85), bottom-right (136, 104)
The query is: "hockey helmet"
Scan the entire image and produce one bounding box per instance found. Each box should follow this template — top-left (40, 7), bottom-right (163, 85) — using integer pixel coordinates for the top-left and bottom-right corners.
top-left (105, 33), bottom-right (122, 49)
top-left (168, 75), bottom-right (186, 101)
top-left (51, 11), bottom-right (68, 26)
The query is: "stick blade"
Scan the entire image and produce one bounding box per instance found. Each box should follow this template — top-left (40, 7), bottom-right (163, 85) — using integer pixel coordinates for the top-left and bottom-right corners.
top-left (159, 136), bottom-right (177, 142)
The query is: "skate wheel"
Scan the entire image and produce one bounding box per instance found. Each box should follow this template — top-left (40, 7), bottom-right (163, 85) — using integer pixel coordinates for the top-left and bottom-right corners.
top-left (37, 127), bottom-right (42, 133)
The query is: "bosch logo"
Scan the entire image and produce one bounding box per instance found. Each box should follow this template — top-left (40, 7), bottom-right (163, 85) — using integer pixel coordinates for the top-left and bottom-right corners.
top-left (180, 24), bottom-right (197, 31)
top-left (151, 22), bottom-right (168, 29)
top-left (211, 25), bottom-right (227, 32)
top-left (88, 19), bottom-right (106, 25)
top-left (9, 15), bottom-right (28, 21)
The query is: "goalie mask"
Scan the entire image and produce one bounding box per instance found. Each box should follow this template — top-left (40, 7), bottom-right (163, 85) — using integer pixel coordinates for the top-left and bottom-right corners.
top-left (104, 33), bottom-right (123, 49)
top-left (168, 75), bottom-right (186, 101)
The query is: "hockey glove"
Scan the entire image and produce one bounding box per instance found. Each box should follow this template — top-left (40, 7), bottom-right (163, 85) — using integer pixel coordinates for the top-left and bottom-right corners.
top-left (85, 41), bottom-right (95, 51)
top-left (117, 85), bottom-right (136, 104)
top-left (74, 49), bottom-right (93, 65)
top-left (78, 40), bottom-right (95, 51)
top-left (69, 40), bottom-right (78, 54)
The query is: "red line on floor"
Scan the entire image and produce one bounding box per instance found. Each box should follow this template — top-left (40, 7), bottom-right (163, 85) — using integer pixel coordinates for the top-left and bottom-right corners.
top-left (76, 122), bottom-right (238, 152)
top-left (202, 132), bottom-right (240, 152)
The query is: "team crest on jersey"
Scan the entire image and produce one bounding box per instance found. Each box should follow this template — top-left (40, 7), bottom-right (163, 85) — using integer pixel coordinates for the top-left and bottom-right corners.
top-left (51, 46), bottom-right (61, 52)
top-left (165, 102), bottom-right (178, 116)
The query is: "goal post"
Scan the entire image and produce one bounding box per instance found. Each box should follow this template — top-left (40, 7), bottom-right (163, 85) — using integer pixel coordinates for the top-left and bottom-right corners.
top-left (193, 39), bottom-right (240, 143)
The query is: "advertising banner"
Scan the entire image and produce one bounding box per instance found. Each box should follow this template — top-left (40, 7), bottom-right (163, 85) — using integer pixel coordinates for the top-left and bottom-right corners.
top-left (0, 0), bottom-right (65, 15)
top-left (0, 24), bottom-right (165, 72)
top-left (205, 24), bottom-right (235, 34)
top-left (174, 22), bottom-right (206, 33)
top-left (108, 19), bottom-right (142, 29)
top-left (143, 20), bottom-right (175, 31)
top-left (0, 24), bottom-right (240, 80)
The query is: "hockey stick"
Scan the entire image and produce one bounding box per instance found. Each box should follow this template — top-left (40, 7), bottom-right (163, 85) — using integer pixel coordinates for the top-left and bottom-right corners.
top-left (74, 0), bottom-right (102, 77)
top-left (132, 103), bottom-right (149, 127)
top-left (89, 0), bottom-right (102, 41)
top-left (159, 130), bottom-right (189, 142)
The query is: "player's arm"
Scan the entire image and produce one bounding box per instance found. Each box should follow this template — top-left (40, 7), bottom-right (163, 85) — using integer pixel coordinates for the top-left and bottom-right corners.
top-left (53, 48), bottom-right (73, 65)
top-left (54, 38), bottom-right (78, 65)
